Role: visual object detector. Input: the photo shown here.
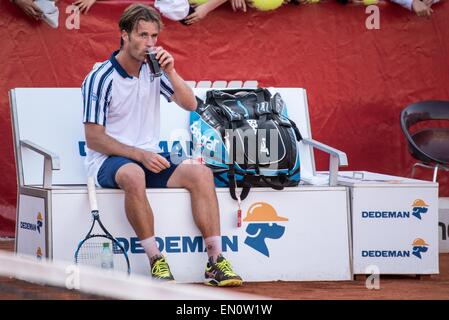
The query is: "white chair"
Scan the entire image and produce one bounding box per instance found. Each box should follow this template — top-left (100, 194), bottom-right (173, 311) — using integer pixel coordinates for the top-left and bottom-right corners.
top-left (211, 80), bottom-right (227, 88)
top-left (226, 80), bottom-right (243, 89)
top-left (242, 80), bottom-right (258, 88)
top-left (195, 81), bottom-right (212, 88)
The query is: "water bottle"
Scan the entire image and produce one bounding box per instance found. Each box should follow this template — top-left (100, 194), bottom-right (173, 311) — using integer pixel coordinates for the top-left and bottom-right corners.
top-left (101, 242), bottom-right (114, 270)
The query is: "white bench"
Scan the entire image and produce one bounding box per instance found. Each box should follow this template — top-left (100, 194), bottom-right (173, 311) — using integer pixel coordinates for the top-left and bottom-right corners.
top-left (10, 86), bottom-right (353, 282)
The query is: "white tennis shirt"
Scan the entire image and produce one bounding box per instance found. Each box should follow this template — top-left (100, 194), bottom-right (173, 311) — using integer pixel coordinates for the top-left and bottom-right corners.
top-left (81, 50), bottom-right (174, 184)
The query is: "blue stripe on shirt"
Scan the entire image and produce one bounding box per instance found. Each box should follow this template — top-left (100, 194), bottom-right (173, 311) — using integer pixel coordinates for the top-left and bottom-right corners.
top-left (82, 61), bottom-right (111, 124)
top-left (85, 63), bottom-right (106, 122)
top-left (94, 66), bottom-right (114, 124)
top-left (160, 73), bottom-right (174, 102)
top-left (102, 80), bottom-right (113, 126)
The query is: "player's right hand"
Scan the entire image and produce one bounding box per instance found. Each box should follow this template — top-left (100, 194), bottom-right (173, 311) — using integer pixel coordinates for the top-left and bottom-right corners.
top-left (141, 151), bottom-right (171, 173)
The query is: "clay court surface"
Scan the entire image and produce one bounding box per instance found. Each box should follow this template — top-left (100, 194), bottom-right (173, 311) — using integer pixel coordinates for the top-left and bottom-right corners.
top-left (1, 239), bottom-right (448, 300)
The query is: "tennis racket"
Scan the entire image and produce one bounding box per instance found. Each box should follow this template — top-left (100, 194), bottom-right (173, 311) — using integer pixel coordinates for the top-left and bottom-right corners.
top-left (74, 177), bottom-right (131, 275)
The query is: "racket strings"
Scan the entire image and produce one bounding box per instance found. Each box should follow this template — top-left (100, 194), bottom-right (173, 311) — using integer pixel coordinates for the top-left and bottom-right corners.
top-left (76, 240), bottom-right (110, 267)
top-left (75, 237), bottom-right (129, 273)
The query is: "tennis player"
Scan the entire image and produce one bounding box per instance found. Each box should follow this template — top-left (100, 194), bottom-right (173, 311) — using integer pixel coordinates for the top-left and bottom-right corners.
top-left (81, 4), bottom-right (242, 287)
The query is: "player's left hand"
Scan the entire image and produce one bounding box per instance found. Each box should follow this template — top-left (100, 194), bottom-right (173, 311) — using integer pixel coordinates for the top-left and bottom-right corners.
top-left (153, 46), bottom-right (175, 74)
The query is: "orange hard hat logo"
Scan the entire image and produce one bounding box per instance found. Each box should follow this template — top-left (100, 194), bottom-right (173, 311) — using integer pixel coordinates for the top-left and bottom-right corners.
top-left (412, 199), bottom-right (429, 207)
top-left (243, 202), bottom-right (288, 222)
top-left (412, 238), bottom-right (429, 246)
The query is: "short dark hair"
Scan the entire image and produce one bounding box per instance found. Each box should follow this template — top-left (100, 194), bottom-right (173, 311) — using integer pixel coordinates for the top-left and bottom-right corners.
top-left (118, 4), bottom-right (163, 48)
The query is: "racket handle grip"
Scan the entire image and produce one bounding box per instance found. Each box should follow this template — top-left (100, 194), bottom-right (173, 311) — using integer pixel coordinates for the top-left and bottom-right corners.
top-left (87, 176), bottom-right (98, 212)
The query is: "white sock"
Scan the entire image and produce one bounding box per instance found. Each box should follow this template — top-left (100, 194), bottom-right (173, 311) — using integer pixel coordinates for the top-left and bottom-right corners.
top-left (205, 236), bottom-right (221, 263)
top-left (140, 236), bottom-right (161, 263)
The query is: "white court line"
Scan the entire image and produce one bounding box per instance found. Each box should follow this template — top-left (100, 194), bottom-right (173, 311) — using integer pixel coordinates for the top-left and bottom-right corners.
top-left (0, 250), bottom-right (269, 300)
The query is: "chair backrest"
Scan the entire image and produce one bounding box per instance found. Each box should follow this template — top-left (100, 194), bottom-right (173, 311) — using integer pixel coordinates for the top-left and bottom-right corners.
top-left (400, 100), bottom-right (449, 164)
top-left (10, 87), bottom-right (315, 187)
top-left (401, 100), bottom-right (449, 129)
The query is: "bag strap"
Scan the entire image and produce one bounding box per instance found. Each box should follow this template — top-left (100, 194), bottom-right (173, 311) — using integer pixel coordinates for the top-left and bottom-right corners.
top-left (260, 175), bottom-right (285, 191)
top-left (260, 166), bottom-right (300, 190)
top-left (289, 119), bottom-right (303, 142)
top-left (227, 168), bottom-right (252, 201)
top-left (226, 121), bottom-right (252, 201)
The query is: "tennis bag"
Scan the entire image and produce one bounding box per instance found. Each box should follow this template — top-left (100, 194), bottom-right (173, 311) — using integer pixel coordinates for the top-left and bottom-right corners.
top-left (189, 88), bottom-right (302, 201)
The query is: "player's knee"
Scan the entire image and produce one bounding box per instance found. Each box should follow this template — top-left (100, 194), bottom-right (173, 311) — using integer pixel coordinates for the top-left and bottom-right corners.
top-left (116, 164), bottom-right (146, 193)
top-left (189, 165), bottom-right (214, 189)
